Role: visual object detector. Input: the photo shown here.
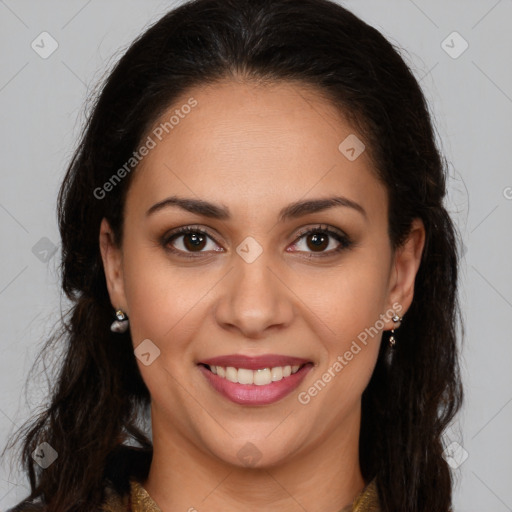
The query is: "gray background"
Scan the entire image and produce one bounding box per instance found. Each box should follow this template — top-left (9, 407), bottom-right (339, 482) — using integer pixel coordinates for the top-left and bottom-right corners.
top-left (1, 0), bottom-right (511, 510)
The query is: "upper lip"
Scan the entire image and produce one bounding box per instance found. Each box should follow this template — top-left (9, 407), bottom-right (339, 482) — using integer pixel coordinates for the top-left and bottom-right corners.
top-left (198, 354), bottom-right (311, 370)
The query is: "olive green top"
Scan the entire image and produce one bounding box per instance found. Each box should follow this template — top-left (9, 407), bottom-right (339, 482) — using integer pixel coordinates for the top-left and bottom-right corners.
top-left (100, 477), bottom-right (380, 512)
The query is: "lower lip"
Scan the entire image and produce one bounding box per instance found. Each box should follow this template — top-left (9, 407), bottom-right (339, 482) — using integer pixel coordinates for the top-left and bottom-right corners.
top-left (198, 364), bottom-right (313, 406)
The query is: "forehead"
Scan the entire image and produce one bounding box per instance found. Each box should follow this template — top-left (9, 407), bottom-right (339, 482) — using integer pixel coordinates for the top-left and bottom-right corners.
top-left (126, 79), bottom-right (387, 223)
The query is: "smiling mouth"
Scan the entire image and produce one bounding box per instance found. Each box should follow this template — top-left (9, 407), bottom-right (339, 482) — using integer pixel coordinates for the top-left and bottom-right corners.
top-left (198, 363), bottom-right (312, 386)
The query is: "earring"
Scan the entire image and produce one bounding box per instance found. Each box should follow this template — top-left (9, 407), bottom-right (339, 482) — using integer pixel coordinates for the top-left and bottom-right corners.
top-left (110, 309), bottom-right (129, 333)
top-left (385, 313), bottom-right (403, 367)
top-left (388, 314), bottom-right (403, 348)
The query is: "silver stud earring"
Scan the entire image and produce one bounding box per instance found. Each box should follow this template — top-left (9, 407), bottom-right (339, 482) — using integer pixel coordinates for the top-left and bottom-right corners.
top-left (388, 314), bottom-right (403, 348)
top-left (385, 313), bottom-right (403, 366)
top-left (110, 309), bottom-right (129, 333)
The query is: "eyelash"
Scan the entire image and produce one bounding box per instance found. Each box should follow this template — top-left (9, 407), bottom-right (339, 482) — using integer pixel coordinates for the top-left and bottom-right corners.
top-left (161, 224), bottom-right (353, 260)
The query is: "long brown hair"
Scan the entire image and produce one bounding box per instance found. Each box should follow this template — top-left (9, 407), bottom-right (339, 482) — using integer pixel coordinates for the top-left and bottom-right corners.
top-left (3, 0), bottom-right (463, 510)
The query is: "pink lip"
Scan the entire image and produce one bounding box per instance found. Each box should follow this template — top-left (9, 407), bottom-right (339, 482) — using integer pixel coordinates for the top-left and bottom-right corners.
top-left (199, 354), bottom-right (311, 370)
top-left (197, 356), bottom-right (313, 406)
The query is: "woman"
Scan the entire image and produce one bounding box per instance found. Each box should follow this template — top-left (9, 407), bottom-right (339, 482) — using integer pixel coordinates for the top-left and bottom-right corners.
top-left (3, 0), bottom-right (463, 510)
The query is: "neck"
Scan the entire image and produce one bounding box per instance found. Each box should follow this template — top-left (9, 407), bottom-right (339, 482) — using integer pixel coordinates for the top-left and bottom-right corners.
top-left (142, 404), bottom-right (366, 511)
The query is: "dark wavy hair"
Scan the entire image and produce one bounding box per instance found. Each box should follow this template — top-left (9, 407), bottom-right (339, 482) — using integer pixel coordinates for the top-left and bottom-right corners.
top-left (3, 0), bottom-right (464, 510)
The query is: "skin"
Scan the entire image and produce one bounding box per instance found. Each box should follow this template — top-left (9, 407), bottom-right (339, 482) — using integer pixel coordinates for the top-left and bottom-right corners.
top-left (100, 79), bottom-right (425, 512)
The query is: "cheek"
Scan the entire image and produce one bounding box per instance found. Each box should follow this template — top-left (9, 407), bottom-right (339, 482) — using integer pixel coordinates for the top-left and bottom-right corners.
top-left (304, 252), bottom-right (390, 396)
top-left (120, 248), bottom-right (211, 408)
top-left (302, 302), bottom-right (383, 418)
top-left (121, 243), bottom-right (211, 346)
top-left (305, 252), bottom-right (391, 339)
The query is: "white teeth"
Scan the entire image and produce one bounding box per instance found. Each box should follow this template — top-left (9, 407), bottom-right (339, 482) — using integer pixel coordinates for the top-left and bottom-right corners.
top-left (238, 368), bottom-right (254, 385)
top-left (271, 366), bottom-right (283, 381)
top-left (225, 366), bottom-right (238, 383)
top-left (208, 364), bottom-right (304, 385)
top-left (253, 368), bottom-right (270, 385)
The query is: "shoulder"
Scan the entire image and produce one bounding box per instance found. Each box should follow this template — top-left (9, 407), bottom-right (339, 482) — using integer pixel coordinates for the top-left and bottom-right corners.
top-left (6, 445), bottom-right (151, 512)
top-left (98, 482), bottom-right (130, 512)
top-left (5, 504), bottom-right (46, 512)
top-left (5, 500), bottom-right (112, 512)
top-left (100, 478), bottom-right (161, 512)
top-left (5, 483), bottom-right (130, 512)
top-left (100, 444), bottom-right (152, 510)
top-left (352, 478), bottom-right (381, 512)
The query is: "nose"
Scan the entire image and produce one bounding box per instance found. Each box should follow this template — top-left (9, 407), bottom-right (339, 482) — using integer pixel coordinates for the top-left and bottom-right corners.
top-left (213, 249), bottom-right (295, 339)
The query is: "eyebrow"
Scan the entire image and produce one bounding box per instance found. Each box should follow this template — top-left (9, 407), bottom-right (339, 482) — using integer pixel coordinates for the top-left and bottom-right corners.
top-left (146, 195), bottom-right (367, 221)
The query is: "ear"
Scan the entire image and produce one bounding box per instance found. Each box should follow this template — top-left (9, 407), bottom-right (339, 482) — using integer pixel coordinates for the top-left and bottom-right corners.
top-left (99, 218), bottom-right (127, 312)
top-left (385, 218), bottom-right (425, 325)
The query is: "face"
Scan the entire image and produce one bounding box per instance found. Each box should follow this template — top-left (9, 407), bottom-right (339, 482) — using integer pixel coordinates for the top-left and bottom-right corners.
top-left (100, 79), bottom-right (424, 469)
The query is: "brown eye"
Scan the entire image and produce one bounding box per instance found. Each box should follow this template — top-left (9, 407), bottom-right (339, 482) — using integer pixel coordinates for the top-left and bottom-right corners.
top-left (181, 231), bottom-right (207, 251)
top-left (161, 224), bottom-right (352, 260)
top-left (289, 225), bottom-right (352, 257)
top-left (162, 226), bottom-right (222, 258)
top-left (306, 232), bottom-right (330, 252)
